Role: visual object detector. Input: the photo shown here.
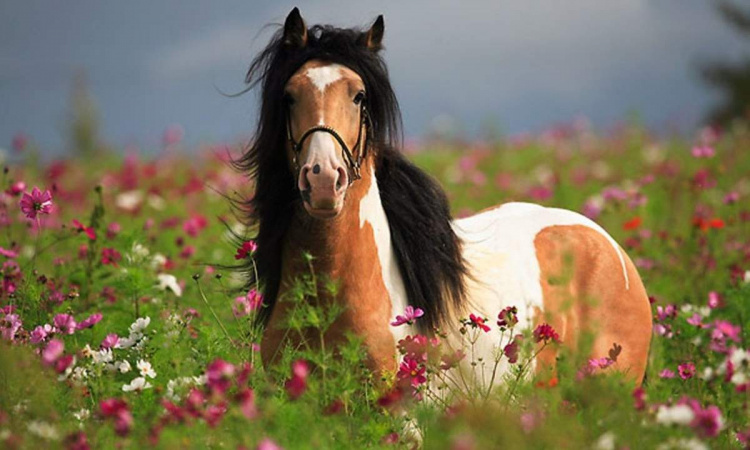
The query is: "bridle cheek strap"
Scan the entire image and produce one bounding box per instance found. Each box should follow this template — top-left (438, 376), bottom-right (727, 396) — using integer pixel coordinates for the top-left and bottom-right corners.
top-left (286, 104), bottom-right (370, 184)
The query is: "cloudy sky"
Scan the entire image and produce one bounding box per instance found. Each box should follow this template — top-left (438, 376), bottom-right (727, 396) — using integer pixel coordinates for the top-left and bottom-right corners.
top-left (1, 1), bottom-right (746, 153)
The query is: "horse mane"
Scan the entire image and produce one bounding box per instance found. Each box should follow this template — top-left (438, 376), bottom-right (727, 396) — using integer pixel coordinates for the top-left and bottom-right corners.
top-left (235, 19), bottom-right (467, 333)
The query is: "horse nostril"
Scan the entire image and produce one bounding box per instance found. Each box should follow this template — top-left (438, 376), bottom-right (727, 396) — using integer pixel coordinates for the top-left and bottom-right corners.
top-left (312, 164), bottom-right (321, 175)
top-left (335, 166), bottom-right (348, 192)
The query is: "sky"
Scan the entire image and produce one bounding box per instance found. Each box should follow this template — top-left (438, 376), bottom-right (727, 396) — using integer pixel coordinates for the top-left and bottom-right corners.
top-left (1, 0), bottom-right (747, 154)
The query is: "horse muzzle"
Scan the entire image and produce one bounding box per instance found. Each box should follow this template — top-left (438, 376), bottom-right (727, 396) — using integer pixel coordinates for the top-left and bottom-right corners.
top-left (298, 161), bottom-right (348, 219)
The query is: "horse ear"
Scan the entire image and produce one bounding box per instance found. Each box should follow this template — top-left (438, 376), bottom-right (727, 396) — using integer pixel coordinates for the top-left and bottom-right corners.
top-left (283, 7), bottom-right (307, 48)
top-left (361, 15), bottom-right (384, 51)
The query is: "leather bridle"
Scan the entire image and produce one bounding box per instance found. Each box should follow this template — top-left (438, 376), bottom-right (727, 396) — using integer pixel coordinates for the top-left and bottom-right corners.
top-left (286, 101), bottom-right (371, 184)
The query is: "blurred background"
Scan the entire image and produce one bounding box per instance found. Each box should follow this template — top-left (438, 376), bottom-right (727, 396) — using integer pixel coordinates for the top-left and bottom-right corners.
top-left (1, 0), bottom-right (748, 155)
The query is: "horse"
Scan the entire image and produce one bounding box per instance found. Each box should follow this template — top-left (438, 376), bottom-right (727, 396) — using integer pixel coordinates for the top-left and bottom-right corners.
top-left (237, 7), bottom-right (653, 387)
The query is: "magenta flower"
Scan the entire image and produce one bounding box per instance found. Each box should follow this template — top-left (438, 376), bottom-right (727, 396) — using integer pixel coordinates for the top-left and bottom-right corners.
top-left (101, 248), bottom-right (122, 266)
top-left (503, 336), bottom-right (521, 364)
top-left (72, 219), bottom-right (97, 241)
top-left (0, 247), bottom-right (18, 259)
top-left (7, 181), bottom-right (25, 196)
top-left (690, 403), bottom-right (724, 438)
top-left (497, 306), bottom-right (518, 330)
top-left (390, 306), bottom-right (424, 327)
top-left (30, 324), bottom-right (53, 344)
top-left (206, 359), bottom-right (236, 395)
top-left (678, 362), bottom-right (696, 380)
top-left (234, 240), bottom-right (258, 260)
top-left (632, 387), bottom-right (647, 411)
top-left (106, 222), bottom-right (121, 239)
top-left (77, 313), bottom-right (103, 330)
top-left (100, 398), bottom-right (133, 436)
top-left (1, 313), bottom-right (22, 341)
top-left (53, 314), bottom-right (77, 335)
top-left (397, 356), bottom-right (427, 388)
top-left (182, 214), bottom-right (208, 237)
top-left (712, 320), bottom-right (741, 342)
top-left (19, 187), bottom-right (53, 219)
top-left (236, 388), bottom-right (258, 420)
top-left (533, 323), bottom-right (560, 343)
top-left (42, 339), bottom-right (64, 365)
top-left (686, 313), bottom-right (703, 327)
top-left (285, 359), bottom-right (309, 399)
top-left (101, 333), bottom-right (119, 349)
top-left (233, 290), bottom-right (263, 317)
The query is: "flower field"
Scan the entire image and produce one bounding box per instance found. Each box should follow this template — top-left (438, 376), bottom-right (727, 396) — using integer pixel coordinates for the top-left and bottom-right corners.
top-left (1, 120), bottom-right (750, 449)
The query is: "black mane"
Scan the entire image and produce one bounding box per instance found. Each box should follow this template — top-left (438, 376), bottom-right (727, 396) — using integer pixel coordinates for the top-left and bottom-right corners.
top-left (236, 19), bottom-right (467, 333)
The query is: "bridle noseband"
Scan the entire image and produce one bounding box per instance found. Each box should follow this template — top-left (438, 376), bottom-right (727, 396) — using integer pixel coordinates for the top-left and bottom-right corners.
top-left (286, 102), bottom-right (371, 184)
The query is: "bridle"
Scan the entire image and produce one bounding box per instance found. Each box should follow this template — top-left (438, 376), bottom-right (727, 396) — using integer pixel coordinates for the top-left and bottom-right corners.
top-left (286, 101), bottom-right (371, 184)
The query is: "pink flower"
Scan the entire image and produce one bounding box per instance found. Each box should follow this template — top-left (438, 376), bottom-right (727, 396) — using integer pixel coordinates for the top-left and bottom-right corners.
top-left (236, 388), bottom-right (258, 420)
top-left (206, 359), bottom-right (235, 395)
top-left (533, 323), bottom-right (560, 343)
top-left (101, 248), bottom-right (122, 266)
top-left (53, 314), bottom-right (77, 334)
top-left (467, 313), bottom-right (490, 332)
top-left (656, 304), bottom-right (677, 321)
top-left (1, 313), bottom-right (22, 341)
top-left (42, 339), bottom-right (64, 365)
top-left (7, 181), bottom-right (26, 196)
top-left (30, 324), bottom-right (53, 343)
top-left (503, 335), bottom-right (521, 364)
top-left (72, 219), bottom-right (97, 241)
top-left (77, 313), bottom-right (103, 330)
top-left (233, 290), bottom-right (263, 317)
top-left (659, 369), bottom-right (675, 379)
top-left (632, 387), bottom-right (647, 411)
top-left (257, 437), bottom-right (283, 450)
top-left (285, 359), bottom-right (309, 399)
top-left (234, 241), bottom-right (258, 260)
top-left (397, 356), bottom-right (427, 388)
top-left (707, 291), bottom-right (722, 309)
top-left (106, 222), bottom-right (121, 239)
top-left (496, 306), bottom-right (518, 330)
top-left (686, 313), bottom-right (703, 327)
top-left (101, 333), bottom-right (119, 349)
top-left (712, 320), bottom-right (741, 342)
top-left (390, 306), bottom-right (424, 327)
top-left (691, 404), bottom-right (723, 438)
top-left (19, 187), bottom-right (53, 219)
top-left (678, 362), bottom-right (696, 380)
top-left (100, 398), bottom-right (133, 436)
top-left (0, 246), bottom-right (18, 258)
top-left (691, 145), bottom-right (715, 158)
top-left (182, 214), bottom-right (208, 237)
top-left (723, 191), bottom-right (740, 205)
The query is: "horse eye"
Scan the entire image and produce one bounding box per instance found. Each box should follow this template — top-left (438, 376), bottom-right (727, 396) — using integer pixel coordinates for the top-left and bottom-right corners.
top-left (283, 92), bottom-right (295, 106)
top-left (353, 91), bottom-right (366, 105)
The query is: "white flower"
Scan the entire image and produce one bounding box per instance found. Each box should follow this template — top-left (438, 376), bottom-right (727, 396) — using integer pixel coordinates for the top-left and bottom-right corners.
top-left (656, 437), bottom-right (708, 450)
top-left (157, 274), bottom-right (182, 297)
top-left (123, 376), bottom-right (152, 392)
top-left (151, 253), bottom-right (167, 270)
top-left (27, 420), bottom-right (59, 441)
top-left (117, 360), bottom-right (132, 373)
top-left (116, 336), bottom-right (136, 349)
top-left (129, 316), bottom-right (151, 334)
top-left (655, 404), bottom-right (695, 426)
top-left (73, 409), bottom-right (90, 422)
top-left (127, 242), bottom-right (150, 263)
top-left (593, 431), bottom-right (616, 450)
top-left (701, 367), bottom-right (714, 381)
top-left (115, 190), bottom-right (143, 211)
top-left (93, 348), bottom-right (113, 364)
top-left (71, 367), bottom-right (88, 382)
top-left (81, 344), bottom-right (94, 358)
top-left (744, 270), bottom-right (750, 284)
top-left (137, 359), bottom-right (157, 378)
top-left (147, 193), bottom-right (166, 210)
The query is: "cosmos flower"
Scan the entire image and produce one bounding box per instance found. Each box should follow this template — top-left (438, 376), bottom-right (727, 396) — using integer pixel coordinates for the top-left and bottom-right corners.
top-left (19, 187), bottom-right (53, 219)
top-left (390, 306), bottom-right (424, 327)
top-left (123, 376), bottom-right (152, 392)
top-left (234, 240), bottom-right (258, 259)
top-left (533, 323), bottom-right (560, 343)
top-left (397, 356), bottom-right (427, 388)
top-left (468, 313), bottom-right (491, 332)
top-left (137, 360), bottom-right (157, 378)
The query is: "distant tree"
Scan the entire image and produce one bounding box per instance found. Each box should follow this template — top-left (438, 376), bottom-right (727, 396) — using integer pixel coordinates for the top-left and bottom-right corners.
top-left (700, 0), bottom-right (750, 126)
top-left (67, 71), bottom-right (102, 156)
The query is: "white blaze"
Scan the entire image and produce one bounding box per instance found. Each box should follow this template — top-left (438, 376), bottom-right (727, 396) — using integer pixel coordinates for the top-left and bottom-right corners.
top-left (305, 64), bottom-right (344, 94)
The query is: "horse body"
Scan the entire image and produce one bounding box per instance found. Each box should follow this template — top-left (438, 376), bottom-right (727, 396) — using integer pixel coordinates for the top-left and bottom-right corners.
top-left (247, 8), bottom-right (652, 387)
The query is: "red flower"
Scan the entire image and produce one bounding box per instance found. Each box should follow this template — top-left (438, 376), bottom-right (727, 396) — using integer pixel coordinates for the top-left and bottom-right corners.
top-left (234, 241), bottom-right (258, 259)
top-left (71, 219), bottom-right (96, 241)
top-left (467, 313), bottom-right (491, 332)
top-left (101, 248), bottom-right (122, 267)
top-left (19, 187), bottom-right (53, 219)
top-left (623, 216), bottom-right (642, 231)
top-left (533, 323), bottom-right (560, 344)
top-left (497, 306), bottom-right (518, 330)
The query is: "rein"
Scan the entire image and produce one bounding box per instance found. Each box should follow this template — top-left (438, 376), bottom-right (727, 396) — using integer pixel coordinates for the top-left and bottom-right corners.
top-left (286, 102), bottom-right (370, 184)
